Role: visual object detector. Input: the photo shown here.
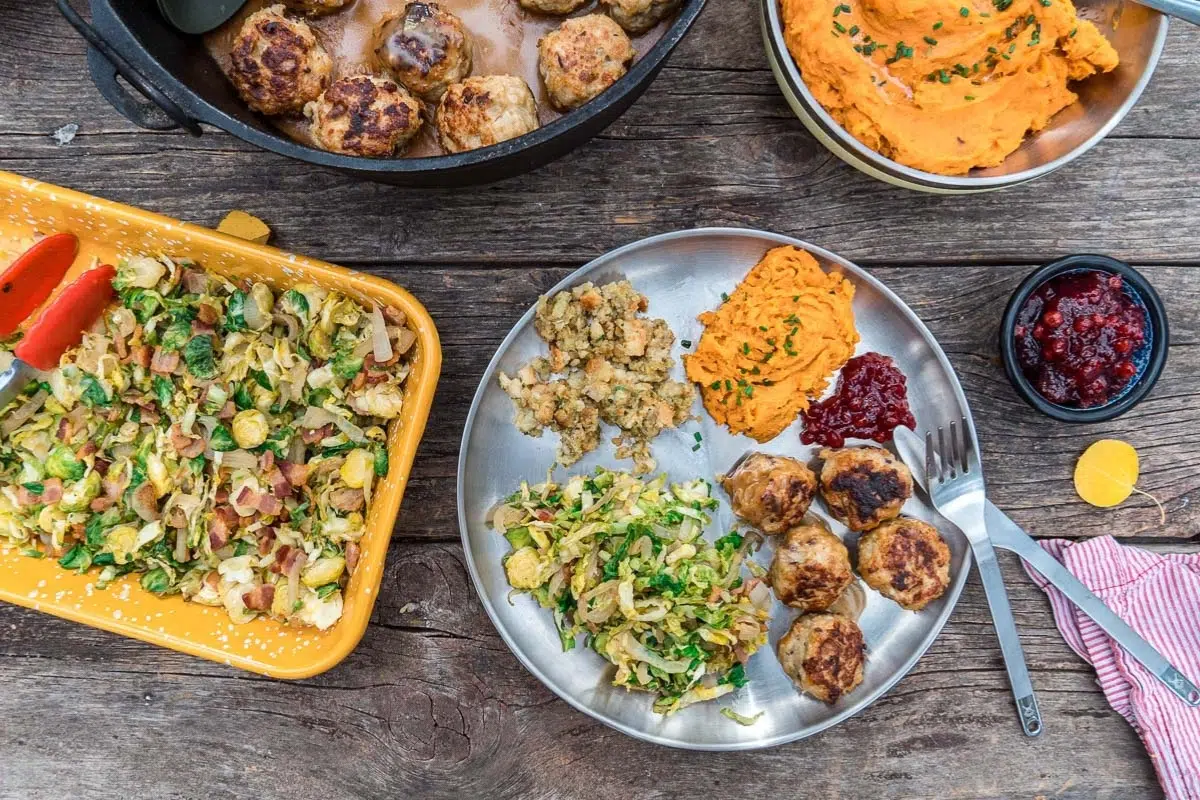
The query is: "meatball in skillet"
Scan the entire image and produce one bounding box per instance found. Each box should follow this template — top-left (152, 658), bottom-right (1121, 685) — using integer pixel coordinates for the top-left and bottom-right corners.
top-left (819, 446), bottom-right (912, 532)
top-left (858, 517), bottom-right (951, 611)
top-left (520, 0), bottom-right (590, 15)
top-left (307, 75), bottom-right (423, 157)
top-left (721, 452), bottom-right (817, 535)
top-left (768, 524), bottom-right (853, 612)
top-left (777, 613), bottom-right (865, 703)
top-left (282, 0), bottom-right (353, 15)
top-left (374, 1), bottom-right (473, 101)
top-left (538, 15), bottom-right (634, 111)
top-left (229, 5), bottom-right (333, 115)
top-left (436, 75), bottom-right (539, 153)
top-left (599, 0), bottom-right (681, 34)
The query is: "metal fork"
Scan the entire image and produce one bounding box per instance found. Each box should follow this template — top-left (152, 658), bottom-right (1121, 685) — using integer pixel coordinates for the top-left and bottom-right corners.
top-left (924, 417), bottom-right (1043, 737)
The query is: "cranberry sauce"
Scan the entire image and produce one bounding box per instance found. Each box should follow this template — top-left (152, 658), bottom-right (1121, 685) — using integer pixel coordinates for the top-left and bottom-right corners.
top-left (801, 352), bottom-right (916, 448)
top-left (1013, 270), bottom-right (1150, 408)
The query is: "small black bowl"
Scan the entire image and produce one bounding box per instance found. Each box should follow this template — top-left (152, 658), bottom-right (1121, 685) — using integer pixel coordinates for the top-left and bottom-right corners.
top-left (999, 254), bottom-right (1169, 423)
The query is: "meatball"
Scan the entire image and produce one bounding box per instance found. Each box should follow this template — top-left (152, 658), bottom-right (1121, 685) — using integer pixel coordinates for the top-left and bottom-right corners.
top-left (520, 0), bottom-right (589, 15)
top-left (599, 0), bottom-right (681, 34)
top-left (436, 75), bottom-right (540, 154)
top-left (721, 452), bottom-right (817, 535)
top-left (777, 613), bottom-right (865, 703)
top-left (374, 1), bottom-right (472, 101)
top-left (538, 15), bottom-right (634, 111)
top-left (229, 5), bottom-right (333, 116)
top-left (819, 446), bottom-right (913, 532)
top-left (281, 0), bottom-right (352, 15)
top-left (306, 75), bottom-right (423, 157)
top-left (858, 518), bottom-right (951, 611)
top-left (768, 524), bottom-right (853, 612)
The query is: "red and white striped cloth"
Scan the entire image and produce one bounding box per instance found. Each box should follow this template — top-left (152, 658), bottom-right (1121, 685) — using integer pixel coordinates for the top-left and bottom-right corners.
top-left (1023, 535), bottom-right (1200, 799)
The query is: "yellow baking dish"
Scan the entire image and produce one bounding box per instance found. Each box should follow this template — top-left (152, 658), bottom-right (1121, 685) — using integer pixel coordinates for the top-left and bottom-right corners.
top-left (0, 171), bottom-right (441, 678)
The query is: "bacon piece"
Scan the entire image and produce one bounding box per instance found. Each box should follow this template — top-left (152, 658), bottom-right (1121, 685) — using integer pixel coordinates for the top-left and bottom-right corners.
top-left (181, 267), bottom-right (208, 294)
top-left (203, 570), bottom-right (220, 591)
top-left (169, 424), bottom-right (205, 458)
top-left (214, 505), bottom-right (240, 528)
top-left (256, 492), bottom-right (283, 516)
top-left (242, 584), bottom-right (275, 611)
top-left (41, 478), bottom-right (63, 504)
top-left (114, 335), bottom-right (129, 360)
top-left (56, 418), bottom-right (72, 441)
top-left (196, 303), bottom-right (219, 325)
top-left (329, 488), bottom-right (365, 513)
top-left (135, 405), bottom-right (160, 424)
top-left (258, 450), bottom-right (275, 472)
top-left (208, 514), bottom-right (230, 551)
top-left (94, 457), bottom-right (112, 476)
top-left (366, 372), bottom-right (388, 385)
top-left (76, 441), bottom-right (98, 458)
top-left (235, 485), bottom-right (256, 507)
top-left (131, 482), bottom-right (159, 521)
top-left (300, 423), bottom-right (333, 444)
top-left (215, 487), bottom-right (230, 503)
top-left (269, 544), bottom-right (292, 574)
top-left (277, 460), bottom-right (310, 487)
top-left (279, 546), bottom-right (306, 574)
top-left (351, 370), bottom-right (366, 391)
top-left (16, 487), bottom-right (38, 507)
top-left (345, 542), bottom-right (360, 574)
top-left (165, 505), bottom-right (188, 529)
top-left (131, 344), bottom-right (152, 369)
top-left (218, 401), bottom-right (236, 420)
top-left (257, 526), bottom-right (277, 556)
top-left (150, 347), bottom-right (180, 375)
top-left (191, 320), bottom-right (216, 336)
top-left (265, 467), bottom-right (291, 498)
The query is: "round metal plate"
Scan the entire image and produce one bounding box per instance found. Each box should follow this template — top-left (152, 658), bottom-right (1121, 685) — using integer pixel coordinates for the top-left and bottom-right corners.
top-left (458, 228), bottom-right (974, 750)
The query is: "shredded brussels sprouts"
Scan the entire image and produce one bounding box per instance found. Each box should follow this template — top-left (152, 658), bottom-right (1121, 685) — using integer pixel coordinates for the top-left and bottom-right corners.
top-left (0, 254), bottom-right (416, 629)
top-left (490, 468), bottom-right (771, 714)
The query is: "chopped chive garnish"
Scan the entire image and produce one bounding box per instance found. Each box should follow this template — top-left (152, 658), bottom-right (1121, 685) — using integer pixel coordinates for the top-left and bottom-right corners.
top-left (959, 5), bottom-right (969, 15)
top-left (933, 19), bottom-right (943, 28)
top-left (741, 342), bottom-right (750, 355)
top-left (833, 20), bottom-right (847, 32)
top-left (849, 24), bottom-right (860, 35)
top-left (924, 35), bottom-right (938, 45)
top-left (681, 339), bottom-right (692, 348)
top-left (692, 443), bottom-right (701, 452)
top-left (694, 432), bottom-right (702, 442)
top-left (720, 292), bottom-right (729, 302)
top-left (710, 380), bottom-right (721, 390)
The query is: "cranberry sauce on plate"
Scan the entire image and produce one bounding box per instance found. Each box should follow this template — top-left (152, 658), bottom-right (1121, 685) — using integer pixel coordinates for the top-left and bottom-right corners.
top-left (801, 352), bottom-right (916, 448)
top-left (1013, 270), bottom-right (1151, 408)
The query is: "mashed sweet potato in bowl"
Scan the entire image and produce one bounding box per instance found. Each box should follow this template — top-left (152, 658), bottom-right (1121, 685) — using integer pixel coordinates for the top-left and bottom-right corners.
top-left (760, 0), bottom-right (1167, 190)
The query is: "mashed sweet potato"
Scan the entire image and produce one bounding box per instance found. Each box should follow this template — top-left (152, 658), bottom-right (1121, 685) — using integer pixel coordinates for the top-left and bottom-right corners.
top-left (781, 0), bottom-right (1119, 175)
top-left (685, 246), bottom-right (858, 442)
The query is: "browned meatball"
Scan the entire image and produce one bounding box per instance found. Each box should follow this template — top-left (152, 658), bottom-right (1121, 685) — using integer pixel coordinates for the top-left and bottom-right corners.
top-left (721, 452), bottom-right (817, 535)
top-left (777, 613), bottom-right (865, 703)
top-left (282, 0), bottom-right (353, 15)
top-left (768, 524), bottom-right (853, 612)
top-left (436, 75), bottom-right (539, 153)
top-left (229, 5), bottom-right (333, 116)
top-left (819, 446), bottom-right (913, 532)
top-left (306, 75), bottom-right (423, 157)
top-left (858, 517), bottom-right (951, 611)
top-left (599, 0), bottom-right (681, 34)
top-left (374, 1), bottom-right (472, 101)
top-left (538, 14), bottom-right (633, 111)
top-left (520, 0), bottom-right (589, 15)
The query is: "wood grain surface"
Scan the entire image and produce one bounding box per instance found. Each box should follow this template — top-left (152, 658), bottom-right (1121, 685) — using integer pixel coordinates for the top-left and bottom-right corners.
top-left (2, 1), bottom-right (1199, 798)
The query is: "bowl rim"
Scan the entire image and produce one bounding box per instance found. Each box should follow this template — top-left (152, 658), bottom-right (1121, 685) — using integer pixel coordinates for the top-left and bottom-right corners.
top-left (93, 0), bottom-right (707, 174)
top-left (998, 254), bottom-right (1169, 423)
top-left (759, 0), bottom-right (1169, 191)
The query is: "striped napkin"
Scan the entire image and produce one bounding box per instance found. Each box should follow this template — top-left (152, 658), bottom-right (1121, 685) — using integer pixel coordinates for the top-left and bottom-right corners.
top-left (1023, 535), bottom-right (1200, 799)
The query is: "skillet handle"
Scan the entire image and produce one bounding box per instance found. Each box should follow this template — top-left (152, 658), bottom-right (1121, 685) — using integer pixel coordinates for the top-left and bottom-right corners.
top-left (56, 0), bottom-right (202, 136)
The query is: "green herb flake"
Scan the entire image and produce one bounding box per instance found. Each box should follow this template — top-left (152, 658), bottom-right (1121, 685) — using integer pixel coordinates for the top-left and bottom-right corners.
top-left (924, 35), bottom-right (938, 45)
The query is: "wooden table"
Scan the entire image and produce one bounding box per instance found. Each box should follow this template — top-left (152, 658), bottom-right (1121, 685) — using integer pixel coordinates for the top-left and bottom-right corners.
top-left (3, 2), bottom-right (1199, 798)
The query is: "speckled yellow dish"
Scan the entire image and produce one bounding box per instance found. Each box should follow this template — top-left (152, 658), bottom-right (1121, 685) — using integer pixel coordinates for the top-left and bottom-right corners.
top-left (0, 171), bottom-right (441, 678)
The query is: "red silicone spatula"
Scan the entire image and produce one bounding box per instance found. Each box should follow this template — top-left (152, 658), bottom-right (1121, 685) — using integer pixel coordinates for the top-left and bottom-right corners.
top-left (0, 233), bottom-right (80, 337)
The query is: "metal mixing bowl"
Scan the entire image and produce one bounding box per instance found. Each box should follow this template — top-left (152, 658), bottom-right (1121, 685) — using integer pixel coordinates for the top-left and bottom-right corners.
top-left (760, 0), bottom-right (1168, 193)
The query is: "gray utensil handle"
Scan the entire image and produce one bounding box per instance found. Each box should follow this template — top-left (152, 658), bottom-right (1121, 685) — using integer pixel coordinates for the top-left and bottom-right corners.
top-left (988, 506), bottom-right (1200, 707)
top-left (0, 359), bottom-right (36, 412)
top-left (973, 536), bottom-right (1044, 736)
top-left (1134, 0), bottom-right (1200, 27)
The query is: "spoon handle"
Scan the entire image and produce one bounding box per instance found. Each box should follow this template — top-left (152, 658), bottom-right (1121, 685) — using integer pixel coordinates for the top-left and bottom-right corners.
top-left (1133, 0), bottom-right (1200, 27)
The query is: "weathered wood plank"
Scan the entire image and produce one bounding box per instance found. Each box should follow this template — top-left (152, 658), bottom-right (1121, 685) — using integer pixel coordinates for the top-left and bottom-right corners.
top-left (0, 544), bottom-right (1174, 800)
top-left (1, 5), bottom-right (1200, 265)
top-left (378, 264), bottom-right (1200, 542)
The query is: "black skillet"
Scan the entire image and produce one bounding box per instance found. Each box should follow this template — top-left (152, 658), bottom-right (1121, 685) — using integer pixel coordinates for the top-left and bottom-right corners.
top-left (57, 0), bottom-right (707, 186)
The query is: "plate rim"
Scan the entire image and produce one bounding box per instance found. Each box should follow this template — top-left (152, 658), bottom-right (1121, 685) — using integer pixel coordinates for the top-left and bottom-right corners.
top-left (456, 226), bottom-right (975, 751)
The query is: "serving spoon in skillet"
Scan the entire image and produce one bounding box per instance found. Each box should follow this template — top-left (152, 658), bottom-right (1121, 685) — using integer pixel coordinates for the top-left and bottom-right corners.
top-left (157, 0), bottom-right (247, 34)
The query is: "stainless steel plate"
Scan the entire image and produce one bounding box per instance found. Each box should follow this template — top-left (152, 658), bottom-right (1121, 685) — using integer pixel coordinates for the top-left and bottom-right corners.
top-left (458, 228), bottom-right (974, 750)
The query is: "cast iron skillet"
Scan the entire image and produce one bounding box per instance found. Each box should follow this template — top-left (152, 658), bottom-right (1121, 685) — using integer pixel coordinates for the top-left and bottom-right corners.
top-left (58, 0), bottom-right (706, 186)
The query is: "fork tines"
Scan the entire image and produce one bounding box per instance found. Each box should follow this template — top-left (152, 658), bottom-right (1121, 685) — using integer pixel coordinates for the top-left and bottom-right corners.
top-left (925, 416), bottom-right (971, 487)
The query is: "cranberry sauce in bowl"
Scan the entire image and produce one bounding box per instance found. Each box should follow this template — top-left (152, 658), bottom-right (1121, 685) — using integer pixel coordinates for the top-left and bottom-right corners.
top-left (1001, 255), bottom-right (1168, 423)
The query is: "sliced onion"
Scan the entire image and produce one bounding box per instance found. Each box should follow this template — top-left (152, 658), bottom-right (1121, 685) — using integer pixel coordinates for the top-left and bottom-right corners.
top-left (286, 551), bottom-right (307, 610)
top-left (174, 526), bottom-right (188, 563)
top-left (273, 313), bottom-right (301, 342)
top-left (620, 633), bottom-right (690, 674)
top-left (221, 449), bottom-right (258, 469)
top-left (370, 304), bottom-right (393, 364)
top-left (2, 389), bottom-right (47, 435)
top-left (288, 362), bottom-right (307, 402)
top-left (243, 297), bottom-right (268, 331)
top-left (287, 436), bottom-right (306, 464)
top-left (747, 579), bottom-right (772, 611)
top-left (299, 405), bottom-right (364, 443)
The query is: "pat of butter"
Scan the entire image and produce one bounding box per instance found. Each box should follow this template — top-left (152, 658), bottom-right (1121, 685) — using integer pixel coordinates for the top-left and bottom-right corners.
top-left (217, 210), bottom-right (271, 244)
